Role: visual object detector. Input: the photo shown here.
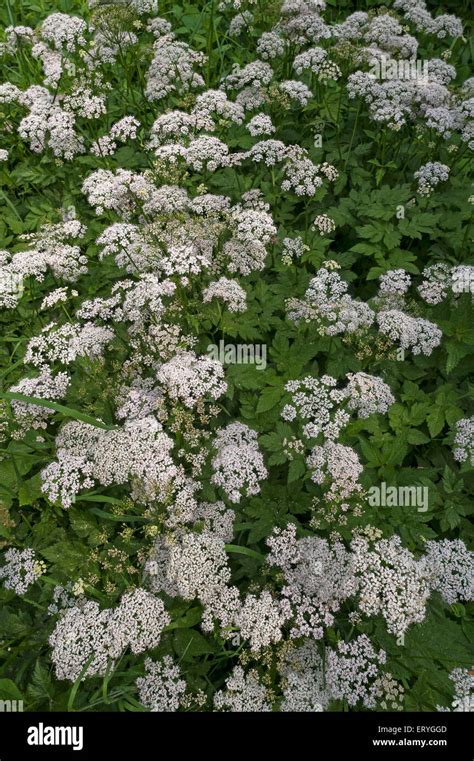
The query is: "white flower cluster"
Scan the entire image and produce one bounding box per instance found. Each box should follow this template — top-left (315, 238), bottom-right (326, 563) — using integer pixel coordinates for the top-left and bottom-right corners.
top-left (282, 375), bottom-right (347, 440)
top-left (0, 25), bottom-right (34, 56)
top-left (279, 79), bottom-right (312, 106)
top-left (281, 236), bottom-right (308, 264)
top-left (0, 252), bottom-right (25, 309)
top-left (9, 370), bottom-right (70, 433)
top-left (414, 162), bottom-right (450, 195)
top-left (0, 218), bottom-right (87, 306)
top-left (49, 588), bottom-right (170, 681)
top-left (346, 65), bottom-right (471, 139)
top-left (267, 524), bottom-right (357, 639)
top-left (352, 536), bottom-right (431, 636)
top-left (91, 116), bottom-right (140, 156)
top-left (193, 89), bottom-right (245, 125)
top-left (224, 205), bottom-right (277, 275)
top-left (41, 416), bottom-right (182, 508)
top-left (379, 269), bottom-right (412, 297)
top-left (147, 510), bottom-right (250, 636)
top-left (242, 141), bottom-right (338, 197)
top-left (345, 372), bottom-right (395, 418)
top-left (279, 641), bottom-right (329, 711)
top-left (222, 60), bottom-right (273, 110)
top-left (40, 13), bottom-right (87, 52)
top-left (377, 309), bottom-right (442, 356)
top-left (88, 175), bottom-right (276, 281)
top-left (418, 264), bottom-right (451, 305)
top-left (325, 635), bottom-right (387, 709)
top-left (267, 525), bottom-right (465, 641)
top-left (214, 666), bottom-right (271, 712)
top-left (307, 441), bottom-right (363, 499)
top-left (247, 113), bottom-right (275, 136)
top-left (448, 668), bottom-right (473, 712)
top-left (95, 223), bottom-right (157, 272)
top-left (287, 268), bottom-right (375, 335)
top-left (148, 522), bottom-right (233, 600)
top-left (216, 634), bottom-right (402, 712)
top-left (228, 11), bottom-right (254, 37)
top-left (82, 169), bottom-right (155, 217)
top-left (414, 262), bottom-right (474, 306)
top-left (157, 351), bottom-right (227, 408)
top-left (282, 371), bottom-right (393, 444)
top-left (312, 214), bottom-right (336, 236)
top-left (421, 539), bottom-right (473, 605)
top-left (211, 422), bottom-right (268, 503)
top-left (234, 590), bottom-right (291, 651)
top-left (393, 0), bottom-right (463, 39)
top-left (0, 548), bottom-right (44, 595)
top-left (218, 0), bottom-right (257, 10)
top-left (452, 417), bottom-right (474, 465)
top-left (89, 0), bottom-right (158, 12)
top-left (41, 287), bottom-right (77, 311)
top-left (202, 277), bottom-right (247, 312)
top-left (15, 86), bottom-right (86, 158)
top-left (279, 0), bottom-right (331, 46)
top-left (116, 275), bottom-right (176, 333)
top-left (256, 31), bottom-right (286, 60)
top-left (452, 265), bottom-right (474, 297)
top-left (145, 33), bottom-right (206, 101)
top-left (148, 110), bottom-right (212, 148)
top-left (293, 46), bottom-right (341, 80)
top-left (137, 656), bottom-right (187, 712)
top-left (24, 322), bottom-right (114, 368)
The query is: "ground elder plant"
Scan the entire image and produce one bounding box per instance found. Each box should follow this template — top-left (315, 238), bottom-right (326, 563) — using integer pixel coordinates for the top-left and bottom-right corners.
top-left (0, 0), bottom-right (472, 715)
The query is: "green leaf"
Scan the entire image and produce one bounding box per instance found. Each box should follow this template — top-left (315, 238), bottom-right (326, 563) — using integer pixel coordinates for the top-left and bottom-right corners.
top-left (224, 544), bottom-right (264, 560)
top-left (256, 385), bottom-right (283, 414)
top-left (87, 506), bottom-right (148, 523)
top-left (18, 472), bottom-right (43, 506)
top-left (0, 679), bottom-right (23, 701)
top-left (406, 429), bottom-right (430, 445)
top-left (167, 607), bottom-right (202, 630)
top-left (427, 407), bottom-right (445, 438)
top-left (445, 342), bottom-right (470, 374)
top-left (173, 629), bottom-right (215, 659)
top-left (0, 392), bottom-right (117, 430)
top-left (27, 660), bottom-right (54, 707)
top-left (288, 459), bottom-right (306, 483)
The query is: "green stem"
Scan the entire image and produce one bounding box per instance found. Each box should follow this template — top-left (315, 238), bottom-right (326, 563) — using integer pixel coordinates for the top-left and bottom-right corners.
top-left (343, 101), bottom-right (361, 172)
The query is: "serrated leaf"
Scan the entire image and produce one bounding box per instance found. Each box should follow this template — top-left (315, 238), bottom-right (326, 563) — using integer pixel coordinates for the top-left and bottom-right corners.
top-left (427, 407), bottom-right (445, 438)
top-left (0, 679), bottom-right (23, 701)
top-left (287, 458), bottom-right (306, 483)
top-left (256, 385), bottom-right (283, 414)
